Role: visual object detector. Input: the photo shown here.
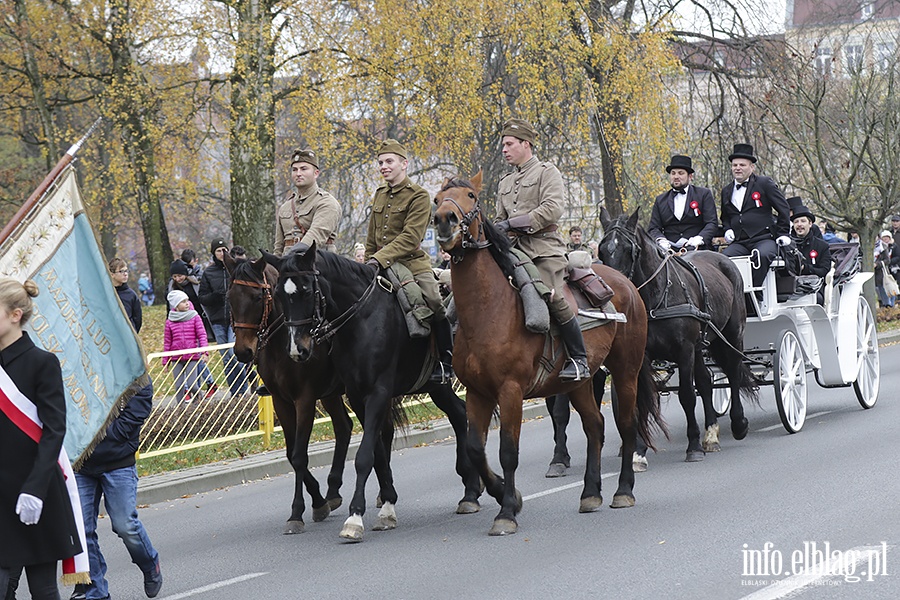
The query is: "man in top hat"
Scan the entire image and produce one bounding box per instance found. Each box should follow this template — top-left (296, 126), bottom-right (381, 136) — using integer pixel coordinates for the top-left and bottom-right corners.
top-left (274, 148), bottom-right (341, 256)
top-left (494, 118), bottom-right (588, 381)
top-left (720, 143), bottom-right (791, 288)
top-left (789, 198), bottom-right (831, 304)
top-left (647, 154), bottom-right (718, 251)
top-left (364, 139), bottom-right (455, 384)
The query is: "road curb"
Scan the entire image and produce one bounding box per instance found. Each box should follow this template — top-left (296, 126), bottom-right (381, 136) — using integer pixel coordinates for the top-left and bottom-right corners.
top-left (137, 400), bottom-right (550, 506)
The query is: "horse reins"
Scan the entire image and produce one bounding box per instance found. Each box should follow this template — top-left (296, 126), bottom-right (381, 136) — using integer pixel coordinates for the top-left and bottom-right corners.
top-left (231, 271), bottom-right (284, 354)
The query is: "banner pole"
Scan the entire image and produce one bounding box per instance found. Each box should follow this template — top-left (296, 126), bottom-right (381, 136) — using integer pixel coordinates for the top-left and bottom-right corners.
top-left (0, 117), bottom-right (103, 247)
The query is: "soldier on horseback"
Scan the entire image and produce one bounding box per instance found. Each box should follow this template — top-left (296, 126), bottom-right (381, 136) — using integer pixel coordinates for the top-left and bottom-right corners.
top-left (364, 139), bottom-right (454, 384)
top-left (273, 148), bottom-right (341, 256)
top-left (494, 118), bottom-right (588, 382)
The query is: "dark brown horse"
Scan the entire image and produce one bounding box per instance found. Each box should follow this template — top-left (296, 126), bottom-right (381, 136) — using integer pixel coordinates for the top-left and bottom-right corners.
top-left (433, 173), bottom-right (664, 535)
top-left (224, 253), bottom-right (353, 534)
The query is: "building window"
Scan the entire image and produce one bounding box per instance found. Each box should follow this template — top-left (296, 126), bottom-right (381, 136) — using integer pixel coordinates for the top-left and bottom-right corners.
top-left (844, 43), bottom-right (864, 74)
top-left (815, 46), bottom-right (833, 77)
top-left (861, 1), bottom-right (874, 20)
top-left (875, 42), bottom-right (896, 71)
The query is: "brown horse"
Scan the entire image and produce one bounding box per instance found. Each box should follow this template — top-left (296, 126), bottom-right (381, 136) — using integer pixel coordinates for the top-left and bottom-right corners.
top-left (433, 173), bottom-right (664, 535)
top-left (223, 253), bottom-right (353, 534)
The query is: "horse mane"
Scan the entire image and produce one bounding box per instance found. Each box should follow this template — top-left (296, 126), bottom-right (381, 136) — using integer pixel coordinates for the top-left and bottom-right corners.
top-left (232, 256), bottom-right (275, 283)
top-left (439, 177), bottom-right (518, 281)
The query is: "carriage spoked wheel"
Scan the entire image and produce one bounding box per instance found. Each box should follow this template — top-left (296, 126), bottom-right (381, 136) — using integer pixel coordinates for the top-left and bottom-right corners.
top-left (711, 371), bottom-right (731, 417)
top-left (853, 297), bottom-right (879, 409)
top-left (774, 329), bottom-right (807, 434)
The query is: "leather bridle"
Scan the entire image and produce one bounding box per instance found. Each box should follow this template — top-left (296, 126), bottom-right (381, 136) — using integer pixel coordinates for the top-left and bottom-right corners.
top-left (230, 271), bottom-right (283, 352)
top-left (436, 189), bottom-right (490, 263)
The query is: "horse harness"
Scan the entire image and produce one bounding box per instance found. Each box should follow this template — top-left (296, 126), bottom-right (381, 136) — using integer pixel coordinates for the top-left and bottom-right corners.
top-left (437, 190), bottom-right (490, 263)
top-left (231, 272), bottom-right (284, 357)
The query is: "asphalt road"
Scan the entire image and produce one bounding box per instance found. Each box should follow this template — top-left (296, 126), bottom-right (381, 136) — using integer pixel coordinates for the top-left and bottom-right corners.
top-left (32, 343), bottom-right (900, 600)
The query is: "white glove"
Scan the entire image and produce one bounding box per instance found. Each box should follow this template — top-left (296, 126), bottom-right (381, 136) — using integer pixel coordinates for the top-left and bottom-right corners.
top-left (724, 229), bottom-right (735, 243)
top-left (674, 237), bottom-right (688, 248)
top-left (16, 493), bottom-right (43, 525)
top-left (687, 236), bottom-right (704, 248)
top-left (657, 238), bottom-right (672, 251)
top-left (776, 235), bottom-right (792, 247)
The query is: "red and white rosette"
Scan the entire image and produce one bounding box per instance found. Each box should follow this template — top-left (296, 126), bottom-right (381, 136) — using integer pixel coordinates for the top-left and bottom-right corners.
top-left (810, 249), bottom-right (818, 265)
top-left (690, 200), bottom-right (700, 216)
top-left (752, 191), bottom-right (762, 208)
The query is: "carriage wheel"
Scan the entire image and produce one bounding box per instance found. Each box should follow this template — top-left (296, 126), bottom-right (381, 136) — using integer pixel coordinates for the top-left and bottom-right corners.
top-left (773, 329), bottom-right (807, 434)
top-left (853, 297), bottom-right (879, 409)
top-left (711, 371), bottom-right (731, 417)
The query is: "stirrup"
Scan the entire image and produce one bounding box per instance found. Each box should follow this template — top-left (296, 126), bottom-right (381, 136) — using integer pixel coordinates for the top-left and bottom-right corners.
top-left (559, 358), bottom-right (589, 382)
top-left (429, 362), bottom-right (454, 384)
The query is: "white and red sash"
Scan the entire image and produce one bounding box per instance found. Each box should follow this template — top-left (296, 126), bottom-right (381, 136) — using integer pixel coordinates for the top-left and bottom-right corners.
top-left (0, 364), bottom-right (90, 584)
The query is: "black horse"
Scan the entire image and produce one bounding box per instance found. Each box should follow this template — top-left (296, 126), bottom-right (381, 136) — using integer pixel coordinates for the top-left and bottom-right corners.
top-left (263, 244), bottom-right (481, 542)
top-left (597, 211), bottom-right (757, 462)
top-left (224, 254), bottom-right (353, 534)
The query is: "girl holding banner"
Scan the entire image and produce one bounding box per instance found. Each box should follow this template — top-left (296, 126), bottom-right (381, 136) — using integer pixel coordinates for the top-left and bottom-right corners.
top-left (0, 278), bottom-right (88, 599)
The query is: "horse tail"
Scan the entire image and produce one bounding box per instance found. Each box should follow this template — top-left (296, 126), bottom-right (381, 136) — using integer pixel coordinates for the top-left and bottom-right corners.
top-left (636, 355), bottom-right (668, 451)
top-left (738, 359), bottom-right (762, 407)
top-left (390, 397), bottom-right (410, 433)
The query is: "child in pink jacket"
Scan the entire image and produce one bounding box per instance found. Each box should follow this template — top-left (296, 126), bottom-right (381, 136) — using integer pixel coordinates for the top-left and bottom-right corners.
top-left (163, 290), bottom-right (208, 403)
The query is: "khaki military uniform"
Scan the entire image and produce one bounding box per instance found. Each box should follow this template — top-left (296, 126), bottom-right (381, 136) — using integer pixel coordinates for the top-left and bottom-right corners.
top-left (365, 176), bottom-right (444, 318)
top-left (274, 184), bottom-right (341, 256)
top-left (497, 156), bottom-right (573, 321)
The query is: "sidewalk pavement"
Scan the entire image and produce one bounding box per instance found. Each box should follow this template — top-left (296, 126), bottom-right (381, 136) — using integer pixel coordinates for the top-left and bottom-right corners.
top-left (137, 328), bottom-right (900, 506)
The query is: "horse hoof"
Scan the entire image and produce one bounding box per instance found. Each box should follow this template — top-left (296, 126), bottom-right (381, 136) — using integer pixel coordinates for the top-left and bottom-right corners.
top-left (579, 496), bottom-right (603, 513)
top-left (610, 494), bottom-right (635, 509)
top-left (456, 501), bottom-right (481, 514)
top-left (327, 496), bottom-right (343, 511)
top-left (632, 453), bottom-right (648, 472)
top-left (685, 451), bottom-right (705, 463)
top-left (372, 515), bottom-right (397, 531)
top-left (545, 463), bottom-right (568, 478)
top-left (701, 441), bottom-right (721, 453)
top-left (489, 518), bottom-right (518, 536)
top-left (339, 516), bottom-right (364, 542)
top-left (312, 503), bottom-right (331, 523)
top-left (732, 418), bottom-right (750, 441)
top-left (283, 520), bottom-right (305, 535)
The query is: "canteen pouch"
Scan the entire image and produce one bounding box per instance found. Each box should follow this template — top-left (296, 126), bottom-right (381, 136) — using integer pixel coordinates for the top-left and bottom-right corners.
top-left (386, 264), bottom-right (432, 338)
top-left (568, 267), bottom-right (615, 308)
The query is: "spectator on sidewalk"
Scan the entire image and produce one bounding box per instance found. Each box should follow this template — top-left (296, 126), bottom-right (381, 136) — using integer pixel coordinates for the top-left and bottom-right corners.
top-left (180, 249), bottom-right (203, 283)
top-left (167, 260), bottom-right (216, 396)
top-left (163, 290), bottom-right (208, 403)
top-left (109, 258), bottom-right (142, 333)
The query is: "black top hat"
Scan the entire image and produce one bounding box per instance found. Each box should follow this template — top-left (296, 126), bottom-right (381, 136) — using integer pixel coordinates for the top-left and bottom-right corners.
top-left (786, 196), bottom-right (803, 210)
top-left (789, 202), bottom-right (816, 223)
top-left (665, 155), bottom-right (694, 174)
top-left (728, 143), bottom-right (757, 163)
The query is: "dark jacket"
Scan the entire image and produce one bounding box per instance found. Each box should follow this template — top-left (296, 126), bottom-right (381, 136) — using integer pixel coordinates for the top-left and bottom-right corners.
top-left (793, 233), bottom-right (832, 278)
top-left (77, 383), bottom-right (153, 476)
top-left (0, 332), bottom-right (82, 567)
top-left (720, 173), bottom-right (790, 241)
top-left (116, 283), bottom-right (142, 333)
top-left (647, 184), bottom-right (719, 247)
top-left (198, 257), bottom-right (230, 326)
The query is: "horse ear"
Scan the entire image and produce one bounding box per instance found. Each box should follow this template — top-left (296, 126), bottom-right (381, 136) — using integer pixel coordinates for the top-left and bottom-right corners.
top-left (250, 256), bottom-right (268, 275)
top-left (599, 206), bottom-right (612, 229)
top-left (261, 249), bottom-right (282, 270)
top-left (626, 208), bottom-right (640, 230)
top-left (469, 170), bottom-right (483, 193)
top-left (222, 251), bottom-right (236, 275)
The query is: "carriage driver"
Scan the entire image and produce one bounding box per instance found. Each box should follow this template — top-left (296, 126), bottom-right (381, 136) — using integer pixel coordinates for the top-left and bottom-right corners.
top-left (788, 197), bottom-right (831, 304)
top-left (647, 154), bottom-right (718, 251)
top-left (273, 148), bottom-right (341, 256)
top-left (720, 143), bottom-right (792, 289)
top-left (364, 139), bottom-right (455, 384)
top-left (494, 118), bottom-right (589, 382)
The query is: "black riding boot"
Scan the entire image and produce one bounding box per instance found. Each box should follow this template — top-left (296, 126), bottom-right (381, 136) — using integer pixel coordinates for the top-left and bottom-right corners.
top-left (429, 317), bottom-right (455, 384)
top-left (557, 317), bottom-right (590, 382)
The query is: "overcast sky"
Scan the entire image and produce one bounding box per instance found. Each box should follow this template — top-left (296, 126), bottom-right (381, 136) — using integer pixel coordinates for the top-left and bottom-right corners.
top-left (672, 0), bottom-right (790, 35)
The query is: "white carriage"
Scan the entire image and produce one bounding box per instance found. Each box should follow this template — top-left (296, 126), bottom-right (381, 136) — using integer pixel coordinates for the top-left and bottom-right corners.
top-left (711, 243), bottom-right (880, 433)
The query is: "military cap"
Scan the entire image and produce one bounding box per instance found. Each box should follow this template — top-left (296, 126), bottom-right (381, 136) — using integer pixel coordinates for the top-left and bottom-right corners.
top-left (377, 139), bottom-right (408, 159)
top-left (291, 148), bottom-right (319, 169)
top-left (500, 118), bottom-right (537, 144)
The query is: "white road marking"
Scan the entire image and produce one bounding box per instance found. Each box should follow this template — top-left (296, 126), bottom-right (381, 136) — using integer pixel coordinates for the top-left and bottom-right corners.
top-left (159, 572), bottom-right (268, 599)
top-left (523, 471), bottom-right (617, 501)
top-left (757, 411), bottom-right (833, 432)
top-left (738, 545), bottom-right (891, 600)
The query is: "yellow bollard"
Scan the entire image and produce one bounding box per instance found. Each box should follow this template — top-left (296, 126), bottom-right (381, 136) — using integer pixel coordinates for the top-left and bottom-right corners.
top-left (258, 391), bottom-right (274, 448)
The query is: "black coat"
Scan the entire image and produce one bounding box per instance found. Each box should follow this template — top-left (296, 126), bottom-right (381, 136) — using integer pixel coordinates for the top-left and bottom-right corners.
top-left (0, 332), bottom-right (82, 567)
top-left (116, 283), bottom-right (142, 333)
top-left (76, 383), bottom-right (153, 476)
top-left (647, 185), bottom-right (719, 247)
top-left (198, 258), bottom-right (230, 326)
top-left (720, 173), bottom-right (790, 241)
top-left (793, 232), bottom-right (832, 278)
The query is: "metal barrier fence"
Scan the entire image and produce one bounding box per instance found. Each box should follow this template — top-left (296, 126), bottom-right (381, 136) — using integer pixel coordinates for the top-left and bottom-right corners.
top-left (139, 342), bottom-right (457, 461)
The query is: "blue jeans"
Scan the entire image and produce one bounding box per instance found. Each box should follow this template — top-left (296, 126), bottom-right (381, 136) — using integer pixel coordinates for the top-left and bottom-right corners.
top-left (211, 323), bottom-right (249, 395)
top-left (76, 466), bottom-right (158, 600)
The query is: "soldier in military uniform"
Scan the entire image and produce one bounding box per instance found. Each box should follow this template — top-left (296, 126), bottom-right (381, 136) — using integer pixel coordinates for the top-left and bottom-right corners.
top-left (720, 143), bottom-right (792, 288)
top-left (273, 148), bottom-right (341, 256)
top-left (494, 118), bottom-right (588, 381)
top-left (364, 139), bottom-right (454, 384)
top-left (647, 154), bottom-right (718, 250)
